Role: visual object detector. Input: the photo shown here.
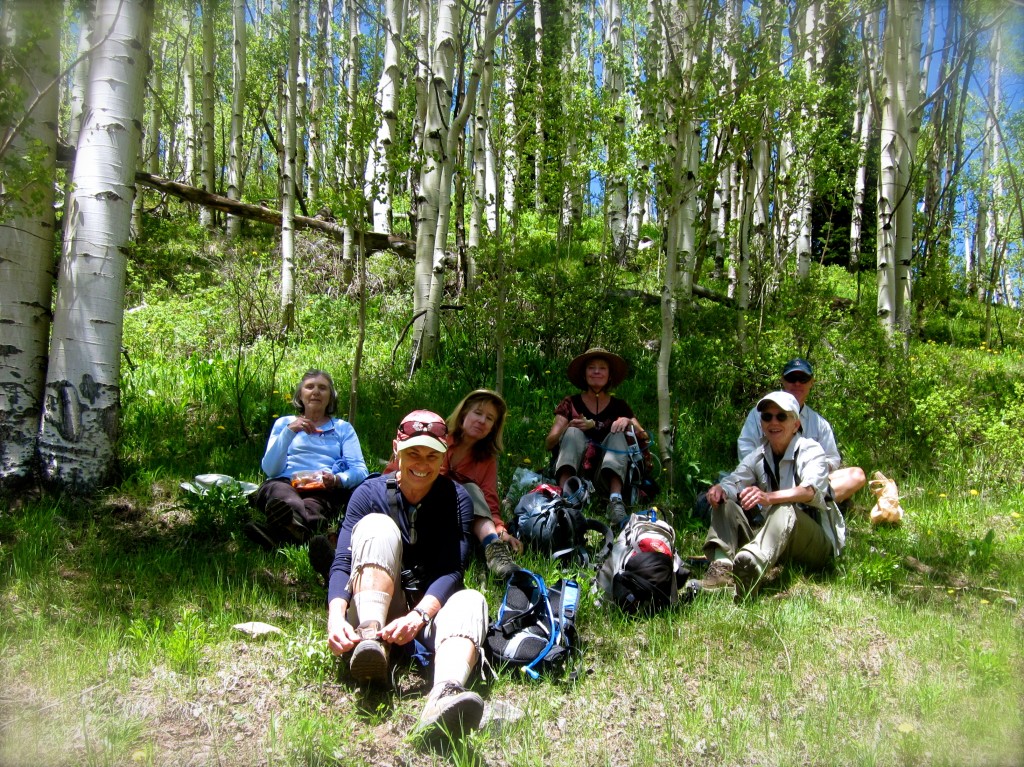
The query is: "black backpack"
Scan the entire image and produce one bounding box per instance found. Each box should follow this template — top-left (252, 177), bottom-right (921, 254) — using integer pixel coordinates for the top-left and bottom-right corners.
top-left (484, 569), bottom-right (580, 679)
top-left (596, 510), bottom-right (694, 613)
top-left (511, 484), bottom-right (612, 565)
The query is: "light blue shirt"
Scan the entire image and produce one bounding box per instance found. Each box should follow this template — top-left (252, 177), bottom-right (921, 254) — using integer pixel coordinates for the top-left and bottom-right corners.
top-left (261, 416), bottom-right (369, 488)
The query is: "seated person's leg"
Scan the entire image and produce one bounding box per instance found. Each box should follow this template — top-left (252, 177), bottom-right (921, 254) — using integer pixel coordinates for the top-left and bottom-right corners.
top-left (347, 514), bottom-right (404, 682)
top-left (829, 466), bottom-right (867, 504)
top-left (733, 504), bottom-right (831, 594)
top-left (599, 431), bottom-right (629, 523)
top-left (554, 427), bottom-right (588, 488)
top-left (463, 482), bottom-right (519, 578)
top-left (251, 478), bottom-right (307, 547)
top-left (416, 589), bottom-right (488, 737)
top-left (700, 498), bottom-right (755, 591)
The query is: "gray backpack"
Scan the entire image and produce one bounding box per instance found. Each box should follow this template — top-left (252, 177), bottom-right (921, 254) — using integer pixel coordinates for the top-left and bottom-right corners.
top-left (596, 510), bottom-right (691, 613)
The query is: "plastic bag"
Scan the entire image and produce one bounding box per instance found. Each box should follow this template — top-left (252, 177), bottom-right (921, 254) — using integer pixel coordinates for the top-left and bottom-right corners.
top-left (868, 471), bottom-right (903, 526)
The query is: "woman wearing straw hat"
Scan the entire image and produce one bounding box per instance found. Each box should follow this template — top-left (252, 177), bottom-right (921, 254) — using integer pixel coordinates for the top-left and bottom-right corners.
top-left (544, 348), bottom-right (648, 525)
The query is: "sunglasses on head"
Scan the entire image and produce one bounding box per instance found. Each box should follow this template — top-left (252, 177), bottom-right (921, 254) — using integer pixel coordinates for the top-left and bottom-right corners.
top-left (784, 373), bottom-right (812, 384)
top-left (760, 411), bottom-right (791, 423)
top-left (397, 419), bottom-right (448, 441)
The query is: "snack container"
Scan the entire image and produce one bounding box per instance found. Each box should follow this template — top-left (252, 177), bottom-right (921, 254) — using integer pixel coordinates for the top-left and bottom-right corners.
top-left (291, 470), bottom-right (326, 490)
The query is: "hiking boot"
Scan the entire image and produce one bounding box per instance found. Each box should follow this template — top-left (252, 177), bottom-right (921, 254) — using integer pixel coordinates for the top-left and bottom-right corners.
top-left (414, 681), bottom-right (484, 741)
top-left (349, 620), bottom-right (389, 684)
top-left (307, 534), bottom-right (336, 586)
top-left (243, 521), bottom-right (278, 551)
top-left (733, 550), bottom-right (764, 599)
top-left (562, 476), bottom-right (589, 508)
top-left (701, 559), bottom-right (735, 592)
top-left (485, 539), bottom-right (519, 579)
top-left (607, 497), bottom-right (628, 527)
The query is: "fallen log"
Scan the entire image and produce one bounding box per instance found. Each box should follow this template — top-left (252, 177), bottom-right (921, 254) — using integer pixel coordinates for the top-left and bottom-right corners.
top-left (56, 142), bottom-right (414, 258)
top-left (607, 285), bottom-right (736, 308)
top-left (134, 172), bottom-right (414, 258)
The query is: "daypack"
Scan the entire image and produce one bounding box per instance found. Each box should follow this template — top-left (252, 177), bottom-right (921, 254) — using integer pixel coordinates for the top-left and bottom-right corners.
top-left (484, 569), bottom-right (580, 679)
top-left (511, 484), bottom-right (612, 565)
top-left (596, 510), bottom-right (691, 613)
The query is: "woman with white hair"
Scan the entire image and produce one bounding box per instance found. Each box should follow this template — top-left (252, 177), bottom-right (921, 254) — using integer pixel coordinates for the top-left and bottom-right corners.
top-left (700, 391), bottom-right (846, 597)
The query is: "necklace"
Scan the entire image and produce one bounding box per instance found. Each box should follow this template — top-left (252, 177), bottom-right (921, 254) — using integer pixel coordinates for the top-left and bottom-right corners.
top-left (583, 390), bottom-right (607, 415)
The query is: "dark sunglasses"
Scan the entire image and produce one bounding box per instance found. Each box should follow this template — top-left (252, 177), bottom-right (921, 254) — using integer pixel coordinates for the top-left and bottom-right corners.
top-left (784, 373), bottom-right (812, 384)
top-left (760, 411), bottom-right (791, 423)
top-left (397, 419), bottom-right (448, 441)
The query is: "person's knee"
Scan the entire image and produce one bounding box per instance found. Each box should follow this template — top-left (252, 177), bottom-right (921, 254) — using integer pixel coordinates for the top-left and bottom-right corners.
top-left (350, 514), bottom-right (402, 579)
top-left (849, 466), bottom-right (867, 491)
top-left (435, 589), bottom-right (488, 645)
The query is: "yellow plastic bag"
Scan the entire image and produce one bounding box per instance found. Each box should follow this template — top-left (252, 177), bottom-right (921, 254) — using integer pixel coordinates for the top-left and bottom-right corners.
top-left (869, 471), bottom-right (904, 525)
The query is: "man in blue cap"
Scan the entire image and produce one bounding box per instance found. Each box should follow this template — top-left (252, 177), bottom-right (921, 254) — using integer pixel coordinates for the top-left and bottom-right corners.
top-left (736, 357), bottom-right (865, 504)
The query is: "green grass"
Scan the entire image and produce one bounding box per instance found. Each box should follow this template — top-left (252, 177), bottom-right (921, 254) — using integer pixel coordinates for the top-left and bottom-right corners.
top-left (2, 241), bottom-right (1024, 765)
top-left (1, 487), bottom-right (1021, 766)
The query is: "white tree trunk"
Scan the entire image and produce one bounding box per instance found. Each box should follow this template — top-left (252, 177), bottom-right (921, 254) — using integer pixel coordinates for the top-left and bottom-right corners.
top-left (894, 1), bottom-right (922, 338)
top-left (0, 0), bottom-right (60, 487)
top-left (468, 3), bottom-right (499, 288)
top-left (341, 0), bottom-right (360, 279)
top-left (199, 0), bottom-right (216, 229)
top-left (849, 9), bottom-right (876, 269)
top-left (38, 0), bottom-right (153, 492)
top-left (296, 4), bottom-right (309, 204)
top-left (226, 0), bottom-right (247, 239)
top-left (180, 6), bottom-right (196, 184)
top-left (604, 0), bottom-right (629, 257)
top-left (533, 0), bottom-right (544, 212)
top-left (417, 0), bottom-right (504, 364)
top-left (877, 0), bottom-right (908, 334)
top-left (364, 0), bottom-right (406, 234)
top-left (280, 1), bottom-right (299, 333)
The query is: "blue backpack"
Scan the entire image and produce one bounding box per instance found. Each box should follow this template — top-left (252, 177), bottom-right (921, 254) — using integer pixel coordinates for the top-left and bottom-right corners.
top-left (484, 569), bottom-right (580, 679)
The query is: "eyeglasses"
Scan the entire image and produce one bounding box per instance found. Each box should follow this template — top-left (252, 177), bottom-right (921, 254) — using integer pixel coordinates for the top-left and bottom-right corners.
top-left (760, 411), bottom-right (791, 423)
top-left (397, 419), bottom-right (448, 441)
top-left (784, 373), bottom-right (812, 384)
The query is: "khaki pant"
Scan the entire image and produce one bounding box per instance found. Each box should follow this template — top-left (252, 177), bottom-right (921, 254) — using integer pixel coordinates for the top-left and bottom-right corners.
top-left (347, 513), bottom-right (487, 652)
top-left (703, 499), bottom-right (833, 572)
top-left (461, 482), bottom-right (491, 521)
top-left (555, 426), bottom-right (628, 491)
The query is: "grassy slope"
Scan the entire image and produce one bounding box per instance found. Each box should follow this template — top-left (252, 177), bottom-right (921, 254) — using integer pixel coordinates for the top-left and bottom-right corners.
top-left (2, 243), bottom-right (1023, 767)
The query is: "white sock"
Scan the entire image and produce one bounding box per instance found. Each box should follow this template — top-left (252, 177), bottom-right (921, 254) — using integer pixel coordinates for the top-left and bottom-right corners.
top-left (433, 657), bottom-right (472, 689)
top-left (713, 549), bottom-right (732, 563)
top-left (609, 492), bottom-right (622, 501)
top-left (353, 590), bottom-right (390, 628)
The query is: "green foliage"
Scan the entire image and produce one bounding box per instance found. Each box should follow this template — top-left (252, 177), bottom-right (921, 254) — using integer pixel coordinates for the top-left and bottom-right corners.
top-left (179, 482), bottom-right (252, 538)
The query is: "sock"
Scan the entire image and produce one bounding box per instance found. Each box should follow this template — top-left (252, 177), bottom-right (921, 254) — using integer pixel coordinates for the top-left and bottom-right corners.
top-left (352, 590), bottom-right (390, 628)
top-left (713, 549), bottom-right (732, 563)
top-left (482, 533), bottom-right (499, 547)
top-left (609, 492), bottom-right (622, 501)
top-left (433, 657), bottom-right (473, 689)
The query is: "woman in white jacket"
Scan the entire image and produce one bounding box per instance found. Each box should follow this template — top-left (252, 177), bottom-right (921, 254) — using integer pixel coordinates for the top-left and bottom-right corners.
top-left (701, 390), bottom-right (845, 597)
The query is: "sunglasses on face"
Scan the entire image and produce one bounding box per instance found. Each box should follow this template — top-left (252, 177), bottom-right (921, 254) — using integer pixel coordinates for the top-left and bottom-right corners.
top-left (397, 419), bottom-right (448, 441)
top-left (760, 411), bottom-right (791, 423)
top-left (784, 373), bottom-right (812, 384)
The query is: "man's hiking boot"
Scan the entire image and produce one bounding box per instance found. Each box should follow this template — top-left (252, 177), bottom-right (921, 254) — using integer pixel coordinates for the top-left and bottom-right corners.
top-left (607, 497), bottom-right (628, 527)
top-left (307, 534), bottom-right (336, 586)
top-left (732, 550), bottom-right (764, 599)
top-left (243, 521), bottom-right (278, 551)
top-left (414, 681), bottom-right (484, 741)
top-left (701, 559), bottom-right (735, 593)
top-left (349, 620), bottom-right (389, 684)
top-left (485, 539), bottom-right (519, 579)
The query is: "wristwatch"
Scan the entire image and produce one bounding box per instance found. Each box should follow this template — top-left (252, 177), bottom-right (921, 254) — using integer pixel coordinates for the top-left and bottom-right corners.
top-left (412, 606), bottom-right (432, 627)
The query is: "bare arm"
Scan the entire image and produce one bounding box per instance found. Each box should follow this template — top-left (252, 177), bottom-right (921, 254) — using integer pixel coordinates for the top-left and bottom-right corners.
top-left (545, 414), bottom-right (570, 451)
